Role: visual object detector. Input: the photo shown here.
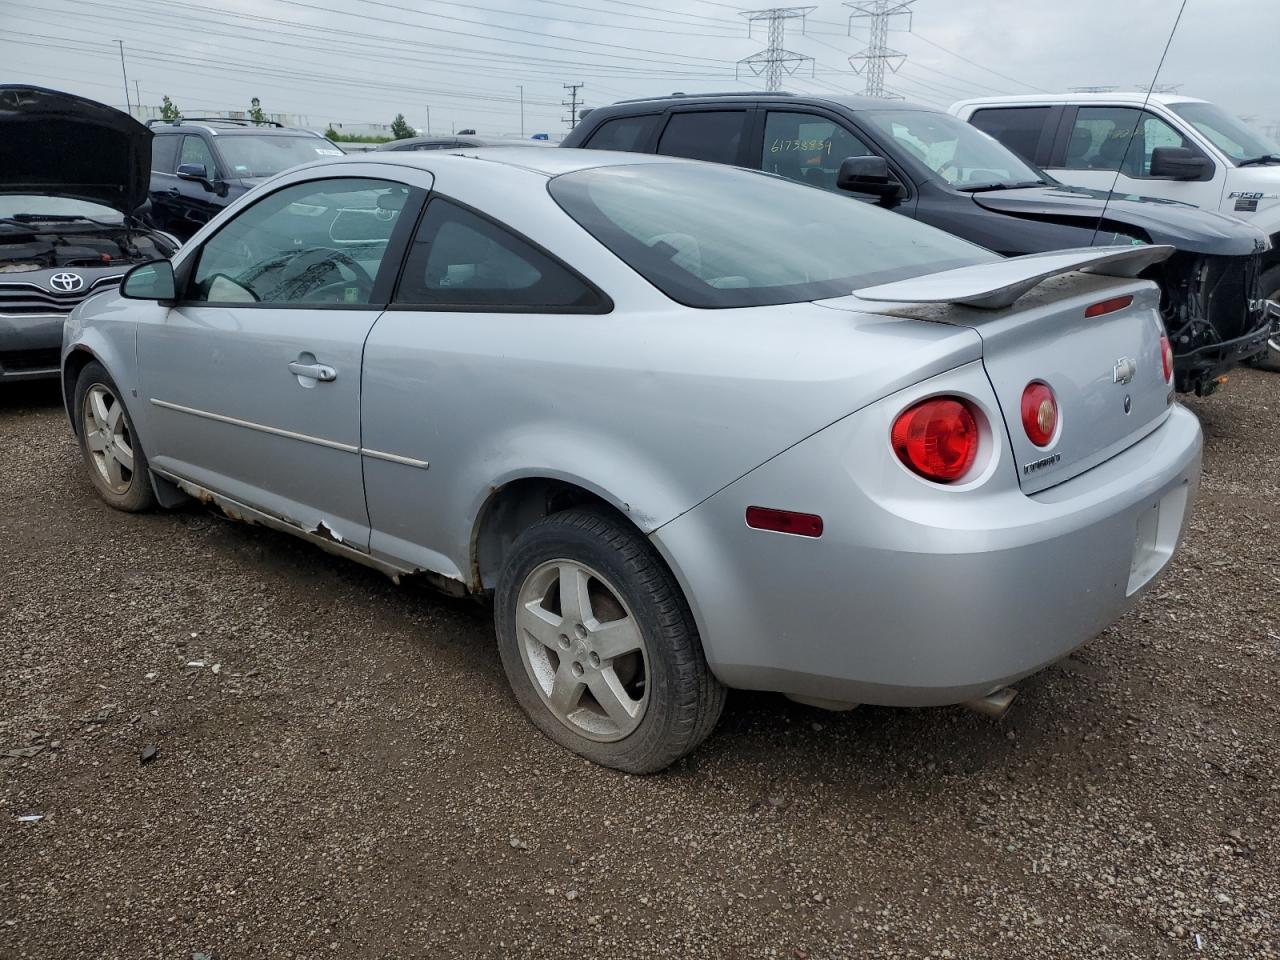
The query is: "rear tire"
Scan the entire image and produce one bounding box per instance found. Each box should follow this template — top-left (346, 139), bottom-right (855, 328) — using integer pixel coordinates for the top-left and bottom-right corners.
top-left (494, 507), bottom-right (725, 774)
top-left (73, 361), bottom-right (157, 513)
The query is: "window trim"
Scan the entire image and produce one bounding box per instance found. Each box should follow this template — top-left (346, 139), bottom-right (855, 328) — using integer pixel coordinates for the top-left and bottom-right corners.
top-left (1049, 104), bottom-right (1215, 180)
top-left (967, 104), bottom-right (1062, 167)
top-left (655, 106), bottom-right (756, 168)
top-left (754, 105), bottom-right (883, 193)
top-left (582, 113), bottom-right (662, 153)
top-left (151, 133), bottom-right (182, 175)
top-left (179, 134), bottom-right (221, 180)
top-left (387, 193), bottom-right (614, 315)
top-left (176, 175), bottom-right (427, 310)
top-left (757, 103), bottom-right (918, 203)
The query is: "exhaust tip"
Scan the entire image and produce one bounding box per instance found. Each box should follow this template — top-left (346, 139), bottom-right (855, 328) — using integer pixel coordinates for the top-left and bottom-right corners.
top-left (965, 686), bottom-right (1018, 719)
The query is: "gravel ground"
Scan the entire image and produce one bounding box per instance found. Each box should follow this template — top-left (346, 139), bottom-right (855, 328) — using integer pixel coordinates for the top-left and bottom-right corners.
top-left (1, 373), bottom-right (1277, 960)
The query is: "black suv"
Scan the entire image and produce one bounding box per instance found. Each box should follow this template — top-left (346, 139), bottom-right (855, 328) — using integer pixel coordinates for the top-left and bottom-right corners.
top-left (563, 93), bottom-right (1273, 395)
top-left (145, 118), bottom-right (344, 240)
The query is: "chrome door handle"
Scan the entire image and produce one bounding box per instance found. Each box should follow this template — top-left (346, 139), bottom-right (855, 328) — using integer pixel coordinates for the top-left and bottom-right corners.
top-left (288, 361), bottom-right (337, 382)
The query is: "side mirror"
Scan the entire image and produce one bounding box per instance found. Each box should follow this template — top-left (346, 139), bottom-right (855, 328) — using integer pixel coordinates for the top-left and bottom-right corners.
top-left (1149, 147), bottom-right (1213, 181)
top-left (177, 162), bottom-right (218, 193)
top-left (836, 155), bottom-right (903, 199)
top-left (120, 260), bottom-right (176, 302)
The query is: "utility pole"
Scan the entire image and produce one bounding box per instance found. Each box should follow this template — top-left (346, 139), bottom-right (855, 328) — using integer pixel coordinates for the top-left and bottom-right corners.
top-left (562, 82), bottom-right (584, 130)
top-left (424, 104), bottom-right (431, 134)
top-left (518, 85), bottom-right (525, 138)
top-left (116, 40), bottom-right (131, 114)
top-left (844, 1), bottom-right (914, 99)
top-left (736, 7), bottom-right (816, 91)
top-left (133, 80), bottom-right (141, 113)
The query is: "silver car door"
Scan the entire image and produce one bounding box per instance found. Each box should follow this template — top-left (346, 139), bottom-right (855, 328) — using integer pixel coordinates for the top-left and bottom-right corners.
top-left (360, 197), bottom-right (610, 579)
top-left (137, 175), bottom-right (424, 548)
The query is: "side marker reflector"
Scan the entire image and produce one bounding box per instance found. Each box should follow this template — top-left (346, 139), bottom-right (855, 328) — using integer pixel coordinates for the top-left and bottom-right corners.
top-left (745, 506), bottom-right (823, 538)
top-left (1084, 295), bottom-right (1134, 319)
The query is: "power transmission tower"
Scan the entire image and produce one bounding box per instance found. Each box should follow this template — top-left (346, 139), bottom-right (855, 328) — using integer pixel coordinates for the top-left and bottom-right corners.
top-left (844, 1), bottom-right (914, 99)
top-left (736, 7), bottom-right (816, 91)
top-left (1070, 85), bottom-right (1121, 93)
top-left (1137, 81), bottom-right (1182, 94)
top-left (562, 82), bottom-right (584, 129)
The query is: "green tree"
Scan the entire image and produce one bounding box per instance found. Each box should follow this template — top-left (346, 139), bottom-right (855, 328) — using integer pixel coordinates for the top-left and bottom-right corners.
top-left (390, 113), bottom-right (415, 140)
top-left (324, 126), bottom-right (340, 140)
top-left (159, 95), bottom-right (181, 121)
top-left (248, 97), bottom-right (267, 124)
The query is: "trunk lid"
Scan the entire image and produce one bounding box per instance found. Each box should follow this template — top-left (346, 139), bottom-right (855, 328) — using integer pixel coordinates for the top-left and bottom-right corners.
top-left (819, 246), bottom-right (1178, 493)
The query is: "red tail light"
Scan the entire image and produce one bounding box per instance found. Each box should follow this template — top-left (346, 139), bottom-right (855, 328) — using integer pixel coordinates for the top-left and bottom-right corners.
top-left (745, 506), bottom-right (823, 538)
top-left (1020, 382), bottom-right (1058, 447)
top-left (1085, 295), bottom-right (1134, 319)
top-left (1160, 335), bottom-right (1174, 383)
top-left (890, 397), bottom-right (979, 483)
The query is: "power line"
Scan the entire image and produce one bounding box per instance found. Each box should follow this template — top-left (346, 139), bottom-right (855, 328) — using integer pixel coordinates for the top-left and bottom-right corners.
top-left (908, 31), bottom-right (1051, 93)
top-left (844, 1), bottom-right (914, 98)
top-left (736, 7), bottom-right (817, 91)
top-left (562, 82), bottom-right (584, 129)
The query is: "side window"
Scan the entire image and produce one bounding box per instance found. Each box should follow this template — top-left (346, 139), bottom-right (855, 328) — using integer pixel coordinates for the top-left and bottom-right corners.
top-left (151, 135), bottom-right (180, 173)
top-left (969, 107), bottom-right (1052, 164)
top-left (395, 199), bottom-right (603, 311)
top-left (188, 178), bottom-right (411, 305)
top-left (761, 112), bottom-right (875, 193)
top-left (179, 135), bottom-right (218, 176)
top-left (584, 115), bottom-right (659, 152)
top-left (656, 111), bottom-right (747, 165)
top-left (1063, 107), bottom-right (1197, 177)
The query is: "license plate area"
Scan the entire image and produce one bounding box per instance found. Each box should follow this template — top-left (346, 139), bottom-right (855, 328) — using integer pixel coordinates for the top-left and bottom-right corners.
top-left (1127, 482), bottom-right (1190, 596)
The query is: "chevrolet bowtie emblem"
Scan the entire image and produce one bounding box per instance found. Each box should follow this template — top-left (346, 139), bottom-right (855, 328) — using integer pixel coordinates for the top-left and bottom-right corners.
top-left (1113, 357), bottom-right (1137, 385)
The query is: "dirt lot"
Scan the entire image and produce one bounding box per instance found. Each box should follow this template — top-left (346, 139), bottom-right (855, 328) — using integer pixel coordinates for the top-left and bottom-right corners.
top-left (1, 373), bottom-right (1277, 960)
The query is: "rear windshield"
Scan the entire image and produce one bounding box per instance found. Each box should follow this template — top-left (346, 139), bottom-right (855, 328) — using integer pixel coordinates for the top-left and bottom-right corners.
top-left (547, 163), bottom-right (994, 308)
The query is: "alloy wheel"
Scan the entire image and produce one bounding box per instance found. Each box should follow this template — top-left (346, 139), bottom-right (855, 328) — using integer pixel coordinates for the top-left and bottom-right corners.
top-left (514, 559), bottom-right (650, 742)
top-left (82, 383), bottom-right (135, 495)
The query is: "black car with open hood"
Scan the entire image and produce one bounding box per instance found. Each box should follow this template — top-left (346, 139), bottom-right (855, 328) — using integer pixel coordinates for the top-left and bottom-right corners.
top-left (563, 92), bottom-right (1273, 395)
top-left (0, 85), bottom-right (177, 382)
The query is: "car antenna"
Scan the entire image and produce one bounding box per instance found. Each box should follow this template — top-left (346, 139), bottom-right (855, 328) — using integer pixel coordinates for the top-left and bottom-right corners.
top-left (1088, 0), bottom-right (1188, 248)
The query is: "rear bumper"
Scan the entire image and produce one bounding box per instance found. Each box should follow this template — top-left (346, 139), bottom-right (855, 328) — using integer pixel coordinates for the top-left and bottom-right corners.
top-left (0, 313), bottom-right (64, 381)
top-left (652, 403), bottom-right (1202, 707)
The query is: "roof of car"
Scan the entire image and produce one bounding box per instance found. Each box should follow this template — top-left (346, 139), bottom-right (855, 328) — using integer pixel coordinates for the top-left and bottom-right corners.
top-left (589, 91), bottom-right (941, 115)
top-left (315, 146), bottom-right (690, 178)
top-left (952, 93), bottom-right (1209, 110)
top-left (147, 119), bottom-right (326, 137)
top-left (377, 135), bottom-right (548, 150)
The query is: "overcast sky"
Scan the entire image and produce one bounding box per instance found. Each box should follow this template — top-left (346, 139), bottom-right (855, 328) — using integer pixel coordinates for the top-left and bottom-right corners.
top-left (1, 0), bottom-right (1276, 137)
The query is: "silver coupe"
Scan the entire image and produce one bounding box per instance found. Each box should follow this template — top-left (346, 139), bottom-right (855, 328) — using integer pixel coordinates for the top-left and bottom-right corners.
top-left (63, 148), bottom-right (1202, 772)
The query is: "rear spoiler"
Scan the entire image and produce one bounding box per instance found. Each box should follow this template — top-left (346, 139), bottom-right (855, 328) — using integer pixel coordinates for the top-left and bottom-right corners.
top-left (852, 245), bottom-right (1175, 310)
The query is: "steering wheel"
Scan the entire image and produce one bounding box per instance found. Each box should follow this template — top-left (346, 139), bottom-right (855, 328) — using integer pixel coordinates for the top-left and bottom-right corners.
top-left (238, 246), bottom-right (375, 302)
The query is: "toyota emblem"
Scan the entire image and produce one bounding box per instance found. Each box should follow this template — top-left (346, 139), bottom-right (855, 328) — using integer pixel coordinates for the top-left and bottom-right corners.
top-left (49, 272), bottom-right (85, 293)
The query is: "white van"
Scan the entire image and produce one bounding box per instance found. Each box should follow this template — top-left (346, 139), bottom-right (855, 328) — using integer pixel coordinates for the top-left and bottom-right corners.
top-left (951, 93), bottom-right (1280, 301)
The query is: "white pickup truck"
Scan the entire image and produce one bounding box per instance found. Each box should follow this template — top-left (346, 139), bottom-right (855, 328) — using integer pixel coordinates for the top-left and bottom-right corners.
top-left (950, 93), bottom-right (1280, 307)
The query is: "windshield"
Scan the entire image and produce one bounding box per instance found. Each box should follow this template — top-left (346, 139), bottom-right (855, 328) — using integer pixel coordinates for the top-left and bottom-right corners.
top-left (1168, 101), bottom-right (1280, 164)
top-left (0, 195), bottom-right (123, 223)
top-left (548, 163), bottom-right (995, 309)
top-left (216, 135), bottom-right (344, 178)
top-left (862, 109), bottom-right (1046, 189)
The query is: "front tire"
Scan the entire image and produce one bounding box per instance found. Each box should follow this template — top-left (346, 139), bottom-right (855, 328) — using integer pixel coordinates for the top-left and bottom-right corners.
top-left (495, 507), bottom-right (725, 774)
top-left (73, 361), bottom-right (156, 512)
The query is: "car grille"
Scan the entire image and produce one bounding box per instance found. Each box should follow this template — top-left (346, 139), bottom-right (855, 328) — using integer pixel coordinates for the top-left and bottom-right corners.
top-left (0, 275), bottom-right (123, 315)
